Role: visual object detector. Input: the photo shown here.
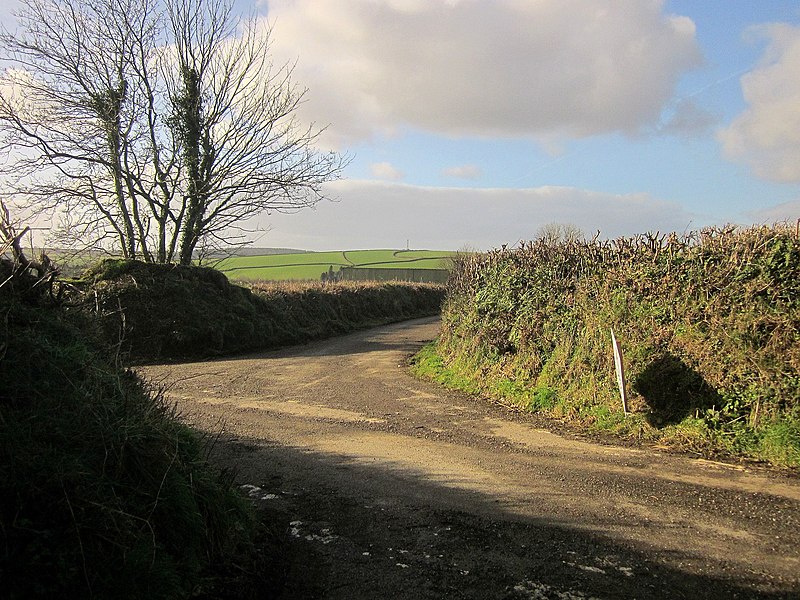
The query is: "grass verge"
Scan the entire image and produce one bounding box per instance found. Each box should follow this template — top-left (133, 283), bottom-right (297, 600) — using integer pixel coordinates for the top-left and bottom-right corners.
top-left (412, 341), bottom-right (800, 468)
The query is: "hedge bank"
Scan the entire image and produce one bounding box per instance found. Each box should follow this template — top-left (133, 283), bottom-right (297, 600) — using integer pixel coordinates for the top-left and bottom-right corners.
top-left (81, 260), bottom-right (444, 363)
top-left (416, 225), bottom-right (799, 467)
top-left (0, 263), bottom-right (268, 598)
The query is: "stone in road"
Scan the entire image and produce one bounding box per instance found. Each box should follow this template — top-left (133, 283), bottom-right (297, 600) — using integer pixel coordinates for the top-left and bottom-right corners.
top-left (140, 317), bottom-right (800, 599)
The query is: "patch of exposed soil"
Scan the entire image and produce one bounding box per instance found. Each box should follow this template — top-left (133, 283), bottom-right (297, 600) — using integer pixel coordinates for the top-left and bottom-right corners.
top-left (141, 318), bottom-right (800, 599)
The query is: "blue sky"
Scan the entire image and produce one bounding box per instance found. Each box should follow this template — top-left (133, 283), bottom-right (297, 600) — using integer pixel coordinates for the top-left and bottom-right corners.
top-left (3, 0), bottom-right (800, 251)
top-left (257, 0), bottom-right (800, 250)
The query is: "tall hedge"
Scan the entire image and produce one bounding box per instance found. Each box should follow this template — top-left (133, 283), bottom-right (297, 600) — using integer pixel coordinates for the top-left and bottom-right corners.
top-left (0, 262), bottom-right (257, 598)
top-left (435, 225), bottom-right (800, 465)
top-left (80, 260), bottom-right (445, 363)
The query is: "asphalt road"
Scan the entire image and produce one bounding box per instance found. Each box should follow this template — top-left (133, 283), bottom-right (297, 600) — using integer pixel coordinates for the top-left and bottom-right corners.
top-left (140, 317), bottom-right (800, 599)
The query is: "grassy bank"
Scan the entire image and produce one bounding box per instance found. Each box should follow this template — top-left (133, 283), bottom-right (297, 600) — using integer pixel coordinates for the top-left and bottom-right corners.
top-left (0, 263), bottom-right (272, 598)
top-left (80, 259), bottom-right (445, 363)
top-left (414, 225), bottom-right (800, 468)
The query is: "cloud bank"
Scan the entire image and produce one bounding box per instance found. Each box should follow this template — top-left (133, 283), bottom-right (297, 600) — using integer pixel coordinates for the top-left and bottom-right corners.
top-left (254, 180), bottom-right (696, 251)
top-left (442, 164), bottom-right (483, 180)
top-left (719, 25), bottom-right (800, 183)
top-left (265, 0), bottom-right (701, 146)
top-left (748, 199), bottom-right (800, 223)
top-left (370, 162), bottom-right (405, 180)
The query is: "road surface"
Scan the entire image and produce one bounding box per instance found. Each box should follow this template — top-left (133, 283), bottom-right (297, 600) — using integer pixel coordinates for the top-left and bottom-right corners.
top-left (140, 317), bottom-right (800, 599)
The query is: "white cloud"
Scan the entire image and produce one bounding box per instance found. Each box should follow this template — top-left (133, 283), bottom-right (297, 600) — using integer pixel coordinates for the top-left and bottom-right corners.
top-left (0, 69), bottom-right (37, 114)
top-left (442, 164), bottom-right (483, 180)
top-left (748, 199), bottom-right (800, 223)
top-left (369, 161), bottom-right (405, 180)
top-left (719, 25), bottom-right (800, 183)
top-left (253, 180), bottom-right (696, 251)
top-left (265, 0), bottom-right (701, 147)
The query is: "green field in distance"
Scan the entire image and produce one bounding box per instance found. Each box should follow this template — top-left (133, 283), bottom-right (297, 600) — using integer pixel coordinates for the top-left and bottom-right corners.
top-left (213, 249), bottom-right (458, 281)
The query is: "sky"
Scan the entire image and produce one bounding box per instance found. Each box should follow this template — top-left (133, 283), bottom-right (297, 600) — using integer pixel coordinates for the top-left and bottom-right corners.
top-left (2, 0), bottom-right (800, 251)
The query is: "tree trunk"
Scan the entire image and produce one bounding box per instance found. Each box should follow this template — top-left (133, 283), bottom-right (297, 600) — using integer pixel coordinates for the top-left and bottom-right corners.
top-left (176, 66), bottom-right (208, 265)
top-left (93, 83), bottom-right (137, 259)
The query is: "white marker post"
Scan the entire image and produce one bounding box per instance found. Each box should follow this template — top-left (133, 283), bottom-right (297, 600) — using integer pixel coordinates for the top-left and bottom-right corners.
top-left (611, 329), bottom-right (628, 416)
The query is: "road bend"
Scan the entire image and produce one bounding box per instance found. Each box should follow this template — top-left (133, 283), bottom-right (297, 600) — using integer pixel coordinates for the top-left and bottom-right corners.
top-left (140, 317), bottom-right (800, 599)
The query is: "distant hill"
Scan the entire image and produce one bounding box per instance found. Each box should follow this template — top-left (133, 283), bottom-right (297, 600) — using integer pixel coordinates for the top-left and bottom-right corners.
top-left (11, 246), bottom-right (311, 261)
top-left (8, 247), bottom-right (312, 275)
top-left (214, 249), bottom-right (457, 282)
top-left (203, 247), bottom-right (310, 258)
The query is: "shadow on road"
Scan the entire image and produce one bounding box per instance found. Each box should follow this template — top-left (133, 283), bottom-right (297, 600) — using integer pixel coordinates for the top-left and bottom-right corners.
top-left (203, 430), bottom-right (798, 600)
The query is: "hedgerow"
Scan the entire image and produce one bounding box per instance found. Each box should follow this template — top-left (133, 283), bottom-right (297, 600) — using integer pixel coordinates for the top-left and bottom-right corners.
top-left (0, 262), bottom-right (262, 598)
top-left (80, 259), bottom-right (444, 363)
top-left (422, 224), bottom-right (800, 466)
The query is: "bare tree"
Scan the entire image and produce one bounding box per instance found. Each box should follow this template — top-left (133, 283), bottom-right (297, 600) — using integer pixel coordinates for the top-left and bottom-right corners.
top-left (0, 0), bottom-right (163, 259)
top-left (535, 222), bottom-right (585, 244)
top-left (0, 0), bottom-right (345, 264)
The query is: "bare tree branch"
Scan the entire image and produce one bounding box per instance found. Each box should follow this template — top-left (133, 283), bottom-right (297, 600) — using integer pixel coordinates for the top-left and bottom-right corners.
top-left (0, 0), bottom-right (346, 264)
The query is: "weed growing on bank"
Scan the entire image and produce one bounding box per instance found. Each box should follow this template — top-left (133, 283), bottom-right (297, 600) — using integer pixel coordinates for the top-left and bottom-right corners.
top-left (423, 225), bottom-right (800, 467)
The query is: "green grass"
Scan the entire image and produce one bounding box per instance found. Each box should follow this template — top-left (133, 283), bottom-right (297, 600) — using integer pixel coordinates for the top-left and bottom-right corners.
top-left (411, 342), bottom-right (483, 397)
top-left (411, 342), bottom-right (557, 412)
top-left (213, 249), bottom-right (457, 281)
